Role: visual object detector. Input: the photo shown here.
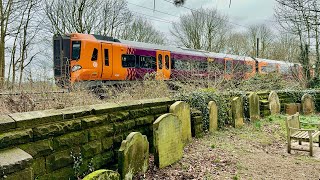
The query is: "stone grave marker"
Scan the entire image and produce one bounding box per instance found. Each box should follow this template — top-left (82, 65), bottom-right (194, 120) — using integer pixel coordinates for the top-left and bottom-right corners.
top-left (248, 92), bottom-right (260, 121)
top-left (83, 169), bottom-right (120, 180)
top-left (208, 101), bottom-right (218, 132)
top-left (301, 94), bottom-right (315, 115)
top-left (118, 132), bottom-right (149, 180)
top-left (231, 97), bottom-right (244, 128)
top-left (169, 101), bottom-right (192, 144)
top-left (268, 91), bottom-right (280, 115)
top-left (153, 113), bottom-right (183, 168)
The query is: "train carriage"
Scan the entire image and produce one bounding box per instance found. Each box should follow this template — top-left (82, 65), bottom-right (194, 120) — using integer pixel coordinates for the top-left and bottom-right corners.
top-left (53, 33), bottom-right (303, 88)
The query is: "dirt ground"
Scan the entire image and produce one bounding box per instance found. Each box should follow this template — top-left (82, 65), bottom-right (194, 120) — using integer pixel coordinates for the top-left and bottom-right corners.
top-left (138, 115), bottom-right (320, 180)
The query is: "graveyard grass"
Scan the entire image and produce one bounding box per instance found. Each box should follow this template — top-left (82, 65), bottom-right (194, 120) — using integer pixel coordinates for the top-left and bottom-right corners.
top-left (138, 114), bottom-right (320, 180)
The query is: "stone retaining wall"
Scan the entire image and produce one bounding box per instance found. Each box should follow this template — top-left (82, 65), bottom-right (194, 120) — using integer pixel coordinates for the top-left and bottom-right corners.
top-left (0, 98), bottom-right (174, 179)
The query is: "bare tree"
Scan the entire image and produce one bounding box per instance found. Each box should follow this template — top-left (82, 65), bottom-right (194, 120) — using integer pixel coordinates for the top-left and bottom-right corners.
top-left (0, 0), bottom-right (14, 87)
top-left (275, 0), bottom-right (320, 81)
top-left (171, 8), bottom-right (229, 52)
top-left (121, 17), bottom-right (165, 44)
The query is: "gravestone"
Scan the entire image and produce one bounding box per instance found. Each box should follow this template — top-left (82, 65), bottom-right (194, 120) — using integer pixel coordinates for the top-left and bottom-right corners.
top-left (268, 91), bottom-right (280, 115)
top-left (169, 101), bottom-right (192, 144)
top-left (285, 103), bottom-right (300, 115)
top-left (83, 169), bottom-right (120, 180)
top-left (231, 97), bottom-right (244, 128)
top-left (301, 94), bottom-right (315, 115)
top-left (248, 93), bottom-right (260, 121)
top-left (208, 101), bottom-right (218, 132)
top-left (118, 132), bottom-right (149, 180)
top-left (153, 113), bottom-right (183, 168)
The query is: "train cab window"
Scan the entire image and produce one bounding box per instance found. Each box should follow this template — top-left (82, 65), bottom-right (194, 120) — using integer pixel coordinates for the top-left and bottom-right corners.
top-left (158, 54), bottom-right (163, 69)
top-left (91, 48), bottom-right (98, 61)
top-left (104, 49), bottom-right (109, 66)
top-left (71, 41), bottom-right (81, 60)
top-left (225, 60), bottom-right (233, 74)
top-left (165, 55), bottom-right (170, 69)
top-left (122, 54), bottom-right (136, 68)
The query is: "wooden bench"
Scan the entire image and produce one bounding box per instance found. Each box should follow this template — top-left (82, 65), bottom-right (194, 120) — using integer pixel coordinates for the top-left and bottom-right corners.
top-left (286, 112), bottom-right (320, 156)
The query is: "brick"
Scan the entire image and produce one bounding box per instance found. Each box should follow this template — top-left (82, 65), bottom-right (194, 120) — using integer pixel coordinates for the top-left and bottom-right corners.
top-left (0, 115), bottom-right (16, 133)
top-left (81, 140), bottom-right (102, 159)
top-left (109, 111), bottom-right (130, 122)
top-left (32, 157), bottom-right (46, 176)
top-left (135, 116), bottom-right (154, 126)
top-left (0, 148), bottom-right (33, 175)
top-left (0, 129), bottom-right (33, 149)
top-left (38, 166), bottom-right (74, 180)
top-left (33, 120), bottom-right (81, 140)
top-left (53, 131), bottom-right (88, 150)
top-left (88, 125), bottom-right (113, 141)
top-left (150, 105), bottom-right (168, 115)
top-left (91, 151), bottom-right (114, 170)
top-left (129, 108), bottom-right (151, 119)
top-left (4, 168), bottom-right (33, 180)
top-left (46, 148), bottom-right (79, 172)
top-left (19, 139), bottom-right (53, 158)
top-left (81, 115), bottom-right (109, 129)
top-left (101, 137), bottom-right (113, 151)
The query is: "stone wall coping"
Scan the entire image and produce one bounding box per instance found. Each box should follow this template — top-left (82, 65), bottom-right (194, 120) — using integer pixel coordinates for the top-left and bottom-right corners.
top-left (0, 147), bottom-right (33, 175)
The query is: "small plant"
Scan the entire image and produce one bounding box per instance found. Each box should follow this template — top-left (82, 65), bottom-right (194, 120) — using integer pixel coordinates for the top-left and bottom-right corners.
top-left (254, 121), bottom-right (262, 130)
top-left (70, 151), bottom-right (83, 179)
top-left (210, 144), bottom-right (216, 149)
top-left (233, 174), bottom-right (240, 180)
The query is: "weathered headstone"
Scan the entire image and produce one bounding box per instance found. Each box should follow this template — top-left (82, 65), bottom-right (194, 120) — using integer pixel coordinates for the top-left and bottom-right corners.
top-left (83, 169), bottom-right (120, 180)
top-left (118, 132), bottom-right (149, 180)
top-left (301, 94), bottom-right (315, 115)
top-left (268, 91), bottom-right (280, 115)
top-left (153, 113), bottom-right (183, 168)
top-left (208, 101), bottom-right (218, 132)
top-left (285, 103), bottom-right (300, 115)
top-left (169, 101), bottom-right (192, 144)
top-left (248, 92), bottom-right (260, 121)
top-left (231, 97), bottom-right (244, 128)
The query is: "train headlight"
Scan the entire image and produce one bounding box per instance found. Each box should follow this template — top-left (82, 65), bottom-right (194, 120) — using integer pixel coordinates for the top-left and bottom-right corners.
top-left (71, 65), bottom-right (82, 72)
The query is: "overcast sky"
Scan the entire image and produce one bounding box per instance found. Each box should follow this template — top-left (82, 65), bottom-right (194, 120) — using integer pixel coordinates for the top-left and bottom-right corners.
top-left (127, 0), bottom-right (278, 37)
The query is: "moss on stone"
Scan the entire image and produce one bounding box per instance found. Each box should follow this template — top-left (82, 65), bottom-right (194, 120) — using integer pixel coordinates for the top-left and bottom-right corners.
top-left (81, 140), bottom-right (102, 159)
top-left (33, 120), bottom-right (81, 140)
top-left (83, 169), bottom-right (120, 180)
top-left (19, 139), bottom-right (53, 158)
top-left (53, 131), bottom-right (88, 150)
top-left (88, 125), bottom-right (113, 141)
top-left (0, 129), bottom-right (33, 149)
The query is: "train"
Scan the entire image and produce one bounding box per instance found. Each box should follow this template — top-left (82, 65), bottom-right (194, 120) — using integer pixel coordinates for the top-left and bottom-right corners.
top-left (53, 33), bottom-right (303, 88)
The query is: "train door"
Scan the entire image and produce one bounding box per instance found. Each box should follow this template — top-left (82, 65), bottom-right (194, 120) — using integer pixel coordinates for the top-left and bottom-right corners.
top-left (244, 60), bottom-right (255, 79)
top-left (224, 58), bottom-right (233, 80)
top-left (101, 43), bottom-right (113, 79)
top-left (156, 50), bottom-right (171, 80)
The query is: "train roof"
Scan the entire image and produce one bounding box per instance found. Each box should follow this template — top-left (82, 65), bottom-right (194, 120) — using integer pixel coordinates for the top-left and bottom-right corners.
top-left (119, 39), bottom-right (256, 61)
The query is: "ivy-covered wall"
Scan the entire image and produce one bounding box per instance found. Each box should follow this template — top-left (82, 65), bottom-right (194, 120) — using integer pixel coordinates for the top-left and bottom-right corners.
top-left (0, 98), bottom-right (174, 180)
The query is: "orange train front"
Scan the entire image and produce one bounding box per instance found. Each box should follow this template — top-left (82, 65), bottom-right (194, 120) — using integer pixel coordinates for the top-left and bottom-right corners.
top-left (53, 33), bottom-right (303, 88)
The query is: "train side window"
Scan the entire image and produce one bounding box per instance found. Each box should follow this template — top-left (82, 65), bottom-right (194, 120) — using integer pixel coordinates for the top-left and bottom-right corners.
top-left (91, 48), bottom-right (98, 61)
top-left (122, 54), bottom-right (136, 68)
top-left (158, 54), bottom-right (163, 69)
top-left (104, 49), bottom-right (109, 66)
top-left (139, 56), bottom-right (146, 68)
top-left (171, 58), bottom-right (175, 69)
top-left (165, 55), bottom-right (170, 69)
top-left (225, 60), bottom-right (232, 74)
top-left (151, 57), bottom-right (156, 69)
top-left (246, 64), bottom-right (253, 72)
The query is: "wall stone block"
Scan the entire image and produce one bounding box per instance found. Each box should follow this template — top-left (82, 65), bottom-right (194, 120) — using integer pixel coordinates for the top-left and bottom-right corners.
top-left (0, 129), bottom-right (33, 149)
